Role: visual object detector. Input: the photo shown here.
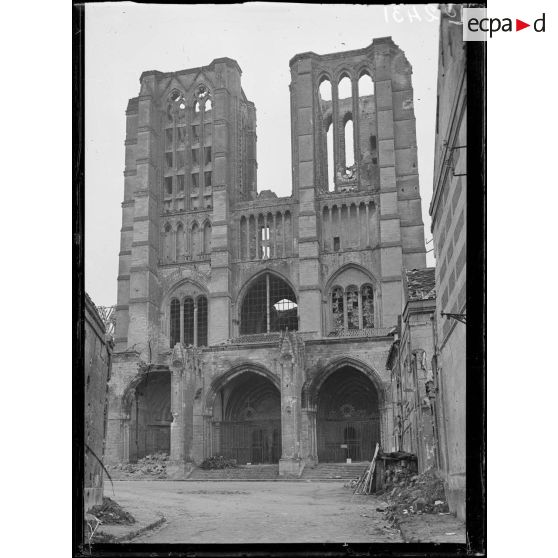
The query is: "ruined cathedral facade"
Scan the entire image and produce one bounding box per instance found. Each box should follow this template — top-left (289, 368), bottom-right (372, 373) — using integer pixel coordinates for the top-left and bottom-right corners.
top-left (105, 38), bottom-right (427, 476)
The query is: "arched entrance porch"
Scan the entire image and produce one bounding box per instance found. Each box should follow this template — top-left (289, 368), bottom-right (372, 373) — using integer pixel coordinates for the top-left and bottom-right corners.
top-left (316, 365), bottom-right (380, 463)
top-left (210, 371), bottom-right (281, 464)
top-left (124, 370), bottom-right (172, 462)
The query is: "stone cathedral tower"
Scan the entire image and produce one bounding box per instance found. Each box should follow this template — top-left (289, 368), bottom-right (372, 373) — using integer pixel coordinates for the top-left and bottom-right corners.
top-left (105, 39), bottom-right (426, 477)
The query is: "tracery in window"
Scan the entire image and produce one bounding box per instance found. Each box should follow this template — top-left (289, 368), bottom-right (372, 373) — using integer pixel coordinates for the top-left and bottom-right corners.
top-left (329, 281), bottom-right (375, 333)
top-left (332, 287), bottom-right (344, 331)
top-left (240, 273), bottom-right (298, 335)
top-left (183, 297), bottom-right (194, 345)
top-left (362, 285), bottom-right (374, 328)
top-left (168, 293), bottom-right (208, 348)
top-left (170, 298), bottom-right (180, 347)
top-left (346, 286), bottom-right (359, 329)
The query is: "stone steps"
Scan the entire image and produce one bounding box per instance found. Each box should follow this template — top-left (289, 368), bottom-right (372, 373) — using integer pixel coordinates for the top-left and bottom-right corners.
top-left (186, 462), bottom-right (370, 481)
top-left (300, 462), bottom-right (370, 480)
top-left (188, 464), bottom-right (279, 481)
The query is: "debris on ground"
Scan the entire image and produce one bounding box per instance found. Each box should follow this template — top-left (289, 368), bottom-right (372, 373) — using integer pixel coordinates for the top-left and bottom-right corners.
top-left (88, 497), bottom-right (136, 525)
top-left (377, 468), bottom-right (450, 522)
top-left (108, 452), bottom-right (169, 479)
top-left (199, 456), bottom-right (238, 470)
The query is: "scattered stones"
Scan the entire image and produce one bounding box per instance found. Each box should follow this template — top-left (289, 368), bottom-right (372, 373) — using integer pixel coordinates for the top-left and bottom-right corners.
top-left (200, 456), bottom-right (238, 470)
top-left (108, 452), bottom-right (170, 479)
top-left (377, 468), bottom-right (450, 521)
top-left (88, 497), bottom-right (136, 525)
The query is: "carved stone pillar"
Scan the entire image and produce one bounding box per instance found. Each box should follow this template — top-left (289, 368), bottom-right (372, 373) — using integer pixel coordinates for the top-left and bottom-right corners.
top-left (169, 345), bottom-right (186, 464)
top-left (272, 213), bottom-right (277, 258)
top-left (279, 350), bottom-right (303, 476)
top-left (193, 302), bottom-right (198, 346)
top-left (170, 367), bottom-right (185, 463)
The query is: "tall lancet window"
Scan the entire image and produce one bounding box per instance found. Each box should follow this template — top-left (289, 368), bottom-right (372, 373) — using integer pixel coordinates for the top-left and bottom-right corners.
top-left (164, 90), bottom-right (187, 212)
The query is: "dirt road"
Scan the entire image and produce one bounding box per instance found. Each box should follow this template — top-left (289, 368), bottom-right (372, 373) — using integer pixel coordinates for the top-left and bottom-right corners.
top-left (108, 480), bottom-right (401, 544)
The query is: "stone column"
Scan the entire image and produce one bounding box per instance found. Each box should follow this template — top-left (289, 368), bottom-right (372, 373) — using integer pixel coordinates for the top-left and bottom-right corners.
top-left (365, 203), bottom-right (370, 246)
top-left (255, 215), bottom-right (260, 259)
top-left (265, 273), bottom-right (271, 333)
top-left (332, 79), bottom-right (340, 179)
top-left (272, 213), bottom-right (277, 258)
top-left (281, 212), bottom-right (286, 258)
top-left (169, 365), bottom-right (185, 463)
top-left (193, 302), bottom-right (198, 346)
top-left (279, 355), bottom-right (303, 477)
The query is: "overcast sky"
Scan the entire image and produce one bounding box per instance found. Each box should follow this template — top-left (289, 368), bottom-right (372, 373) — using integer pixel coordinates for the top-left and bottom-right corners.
top-left (85, 2), bottom-right (439, 307)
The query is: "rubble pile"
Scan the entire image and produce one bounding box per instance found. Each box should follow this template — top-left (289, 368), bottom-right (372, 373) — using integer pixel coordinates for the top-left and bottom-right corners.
top-left (109, 452), bottom-right (169, 479)
top-left (379, 468), bottom-right (449, 519)
top-left (87, 497), bottom-right (136, 525)
top-left (200, 455), bottom-right (238, 470)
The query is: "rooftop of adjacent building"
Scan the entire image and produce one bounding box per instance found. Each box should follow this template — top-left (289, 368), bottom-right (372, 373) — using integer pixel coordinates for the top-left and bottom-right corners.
top-left (405, 268), bottom-right (436, 302)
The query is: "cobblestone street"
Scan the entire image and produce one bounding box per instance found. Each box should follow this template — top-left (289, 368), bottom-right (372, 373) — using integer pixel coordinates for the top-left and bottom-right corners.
top-left (107, 480), bottom-right (402, 544)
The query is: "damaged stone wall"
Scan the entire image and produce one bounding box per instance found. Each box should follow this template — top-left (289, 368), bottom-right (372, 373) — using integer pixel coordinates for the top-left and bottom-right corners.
top-left (84, 293), bottom-right (113, 511)
top-left (106, 39), bottom-right (429, 478)
top-left (386, 268), bottom-right (438, 473)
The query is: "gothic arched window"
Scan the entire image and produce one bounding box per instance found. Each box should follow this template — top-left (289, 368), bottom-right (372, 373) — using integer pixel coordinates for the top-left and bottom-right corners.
top-left (329, 283), bottom-right (375, 333)
top-left (197, 295), bottom-right (208, 346)
top-left (346, 286), bottom-right (359, 329)
top-left (163, 223), bottom-right (172, 263)
top-left (170, 298), bottom-right (180, 347)
top-left (203, 221), bottom-right (212, 254)
top-left (183, 297), bottom-right (195, 346)
top-left (176, 223), bottom-right (185, 261)
top-left (240, 273), bottom-right (298, 335)
top-left (191, 222), bottom-right (200, 258)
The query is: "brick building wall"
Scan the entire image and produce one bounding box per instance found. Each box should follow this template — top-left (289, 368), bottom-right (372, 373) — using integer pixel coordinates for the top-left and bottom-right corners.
top-left (429, 5), bottom-right (467, 520)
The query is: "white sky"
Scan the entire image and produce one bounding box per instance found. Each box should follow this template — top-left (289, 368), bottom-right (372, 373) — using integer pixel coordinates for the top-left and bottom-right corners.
top-left (85, 2), bottom-right (439, 306)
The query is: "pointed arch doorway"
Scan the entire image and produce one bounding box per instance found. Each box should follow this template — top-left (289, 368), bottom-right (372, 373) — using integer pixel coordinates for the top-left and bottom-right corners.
top-left (211, 371), bottom-right (281, 464)
top-left (316, 365), bottom-right (380, 462)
